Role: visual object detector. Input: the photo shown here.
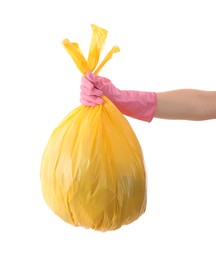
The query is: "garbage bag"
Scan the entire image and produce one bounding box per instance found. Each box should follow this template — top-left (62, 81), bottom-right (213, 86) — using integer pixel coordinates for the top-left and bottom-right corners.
top-left (40, 24), bottom-right (147, 231)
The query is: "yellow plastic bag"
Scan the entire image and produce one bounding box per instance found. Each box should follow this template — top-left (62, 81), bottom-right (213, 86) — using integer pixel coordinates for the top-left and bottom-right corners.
top-left (40, 24), bottom-right (147, 231)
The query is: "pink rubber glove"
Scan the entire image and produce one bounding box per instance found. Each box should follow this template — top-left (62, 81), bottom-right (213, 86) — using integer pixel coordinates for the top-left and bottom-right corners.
top-left (80, 72), bottom-right (157, 122)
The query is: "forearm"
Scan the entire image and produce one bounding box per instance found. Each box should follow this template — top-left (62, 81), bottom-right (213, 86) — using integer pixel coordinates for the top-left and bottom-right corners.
top-left (155, 89), bottom-right (216, 120)
top-left (81, 73), bottom-right (216, 121)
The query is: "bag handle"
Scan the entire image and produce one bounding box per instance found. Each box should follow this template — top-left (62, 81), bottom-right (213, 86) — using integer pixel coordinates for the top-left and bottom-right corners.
top-left (62, 24), bottom-right (120, 75)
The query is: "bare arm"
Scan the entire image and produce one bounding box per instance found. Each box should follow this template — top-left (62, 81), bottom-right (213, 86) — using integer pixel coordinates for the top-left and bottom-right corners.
top-left (155, 90), bottom-right (216, 120)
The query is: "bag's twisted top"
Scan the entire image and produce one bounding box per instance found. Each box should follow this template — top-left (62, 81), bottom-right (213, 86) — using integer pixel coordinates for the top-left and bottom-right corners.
top-left (62, 24), bottom-right (120, 75)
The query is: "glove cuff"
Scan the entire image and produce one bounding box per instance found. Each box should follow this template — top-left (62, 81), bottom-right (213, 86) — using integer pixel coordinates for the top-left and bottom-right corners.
top-left (112, 90), bottom-right (157, 122)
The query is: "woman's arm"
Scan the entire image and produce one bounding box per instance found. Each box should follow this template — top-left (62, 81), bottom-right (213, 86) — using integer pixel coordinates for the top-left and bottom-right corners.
top-left (81, 73), bottom-right (216, 121)
top-left (155, 90), bottom-right (216, 120)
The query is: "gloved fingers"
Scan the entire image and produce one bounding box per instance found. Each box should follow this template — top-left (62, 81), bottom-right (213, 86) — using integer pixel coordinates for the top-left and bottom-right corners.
top-left (80, 97), bottom-right (96, 106)
top-left (80, 95), bottom-right (104, 106)
top-left (86, 72), bottom-right (112, 89)
top-left (86, 72), bottom-right (96, 83)
top-left (80, 75), bottom-right (104, 106)
top-left (81, 76), bottom-right (94, 89)
top-left (86, 72), bottom-right (104, 88)
top-left (80, 83), bottom-right (103, 97)
top-left (80, 86), bottom-right (104, 105)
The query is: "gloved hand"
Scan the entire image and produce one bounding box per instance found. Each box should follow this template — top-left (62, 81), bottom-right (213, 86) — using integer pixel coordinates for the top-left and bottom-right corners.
top-left (80, 72), bottom-right (157, 122)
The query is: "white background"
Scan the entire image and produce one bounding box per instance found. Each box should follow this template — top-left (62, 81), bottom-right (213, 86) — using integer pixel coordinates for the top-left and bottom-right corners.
top-left (0, 0), bottom-right (216, 259)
